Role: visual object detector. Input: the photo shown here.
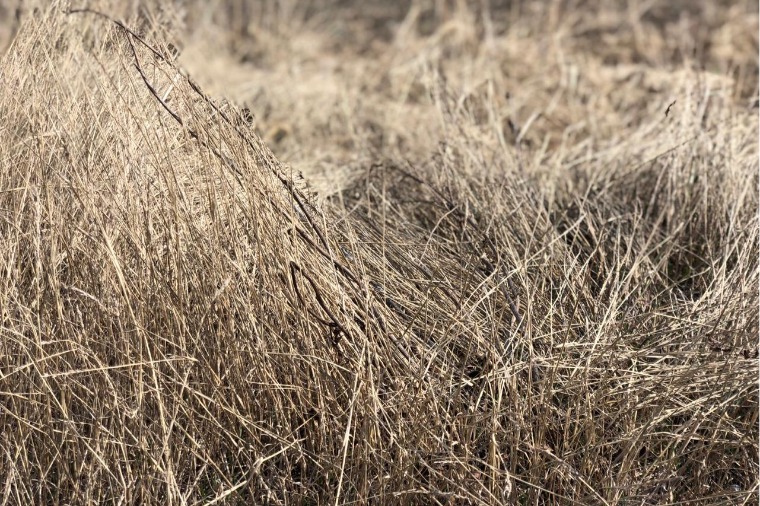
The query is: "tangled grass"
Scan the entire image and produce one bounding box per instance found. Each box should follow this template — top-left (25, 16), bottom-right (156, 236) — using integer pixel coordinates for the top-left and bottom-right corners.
top-left (0, 1), bottom-right (757, 504)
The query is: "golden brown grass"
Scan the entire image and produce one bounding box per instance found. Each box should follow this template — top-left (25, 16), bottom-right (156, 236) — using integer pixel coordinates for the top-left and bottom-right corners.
top-left (0, 0), bottom-right (757, 504)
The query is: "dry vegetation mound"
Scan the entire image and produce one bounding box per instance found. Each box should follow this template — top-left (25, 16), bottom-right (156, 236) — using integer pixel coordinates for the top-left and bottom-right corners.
top-left (0, 0), bottom-right (757, 504)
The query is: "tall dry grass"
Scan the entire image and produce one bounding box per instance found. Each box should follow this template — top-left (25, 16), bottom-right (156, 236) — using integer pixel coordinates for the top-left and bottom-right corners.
top-left (0, 0), bottom-right (757, 504)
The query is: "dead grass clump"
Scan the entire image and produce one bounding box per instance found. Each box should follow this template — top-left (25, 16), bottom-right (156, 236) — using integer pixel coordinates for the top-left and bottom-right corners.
top-left (0, 0), bottom-right (757, 504)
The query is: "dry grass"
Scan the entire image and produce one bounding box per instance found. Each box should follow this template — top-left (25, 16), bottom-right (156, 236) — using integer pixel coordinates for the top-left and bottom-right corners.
top-left (0, 0), bottom-right (757, 504)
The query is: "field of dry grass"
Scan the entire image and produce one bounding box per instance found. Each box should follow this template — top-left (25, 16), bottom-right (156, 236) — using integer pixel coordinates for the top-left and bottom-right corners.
top-left (0, 0), bottom-right (758, 504)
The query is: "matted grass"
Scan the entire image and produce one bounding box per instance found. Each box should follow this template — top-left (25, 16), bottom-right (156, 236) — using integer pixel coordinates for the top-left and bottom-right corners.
top-left (0, 1), bottom-right (757, 504)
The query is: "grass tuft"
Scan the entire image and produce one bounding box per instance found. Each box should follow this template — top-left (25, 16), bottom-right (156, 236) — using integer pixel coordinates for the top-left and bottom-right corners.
top-left (0, 0), bottom-right (757, 503)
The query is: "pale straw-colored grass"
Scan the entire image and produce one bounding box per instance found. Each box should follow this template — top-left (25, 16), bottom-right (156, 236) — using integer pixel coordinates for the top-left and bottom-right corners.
top-left (0, 1), bottom-right (756, 503)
